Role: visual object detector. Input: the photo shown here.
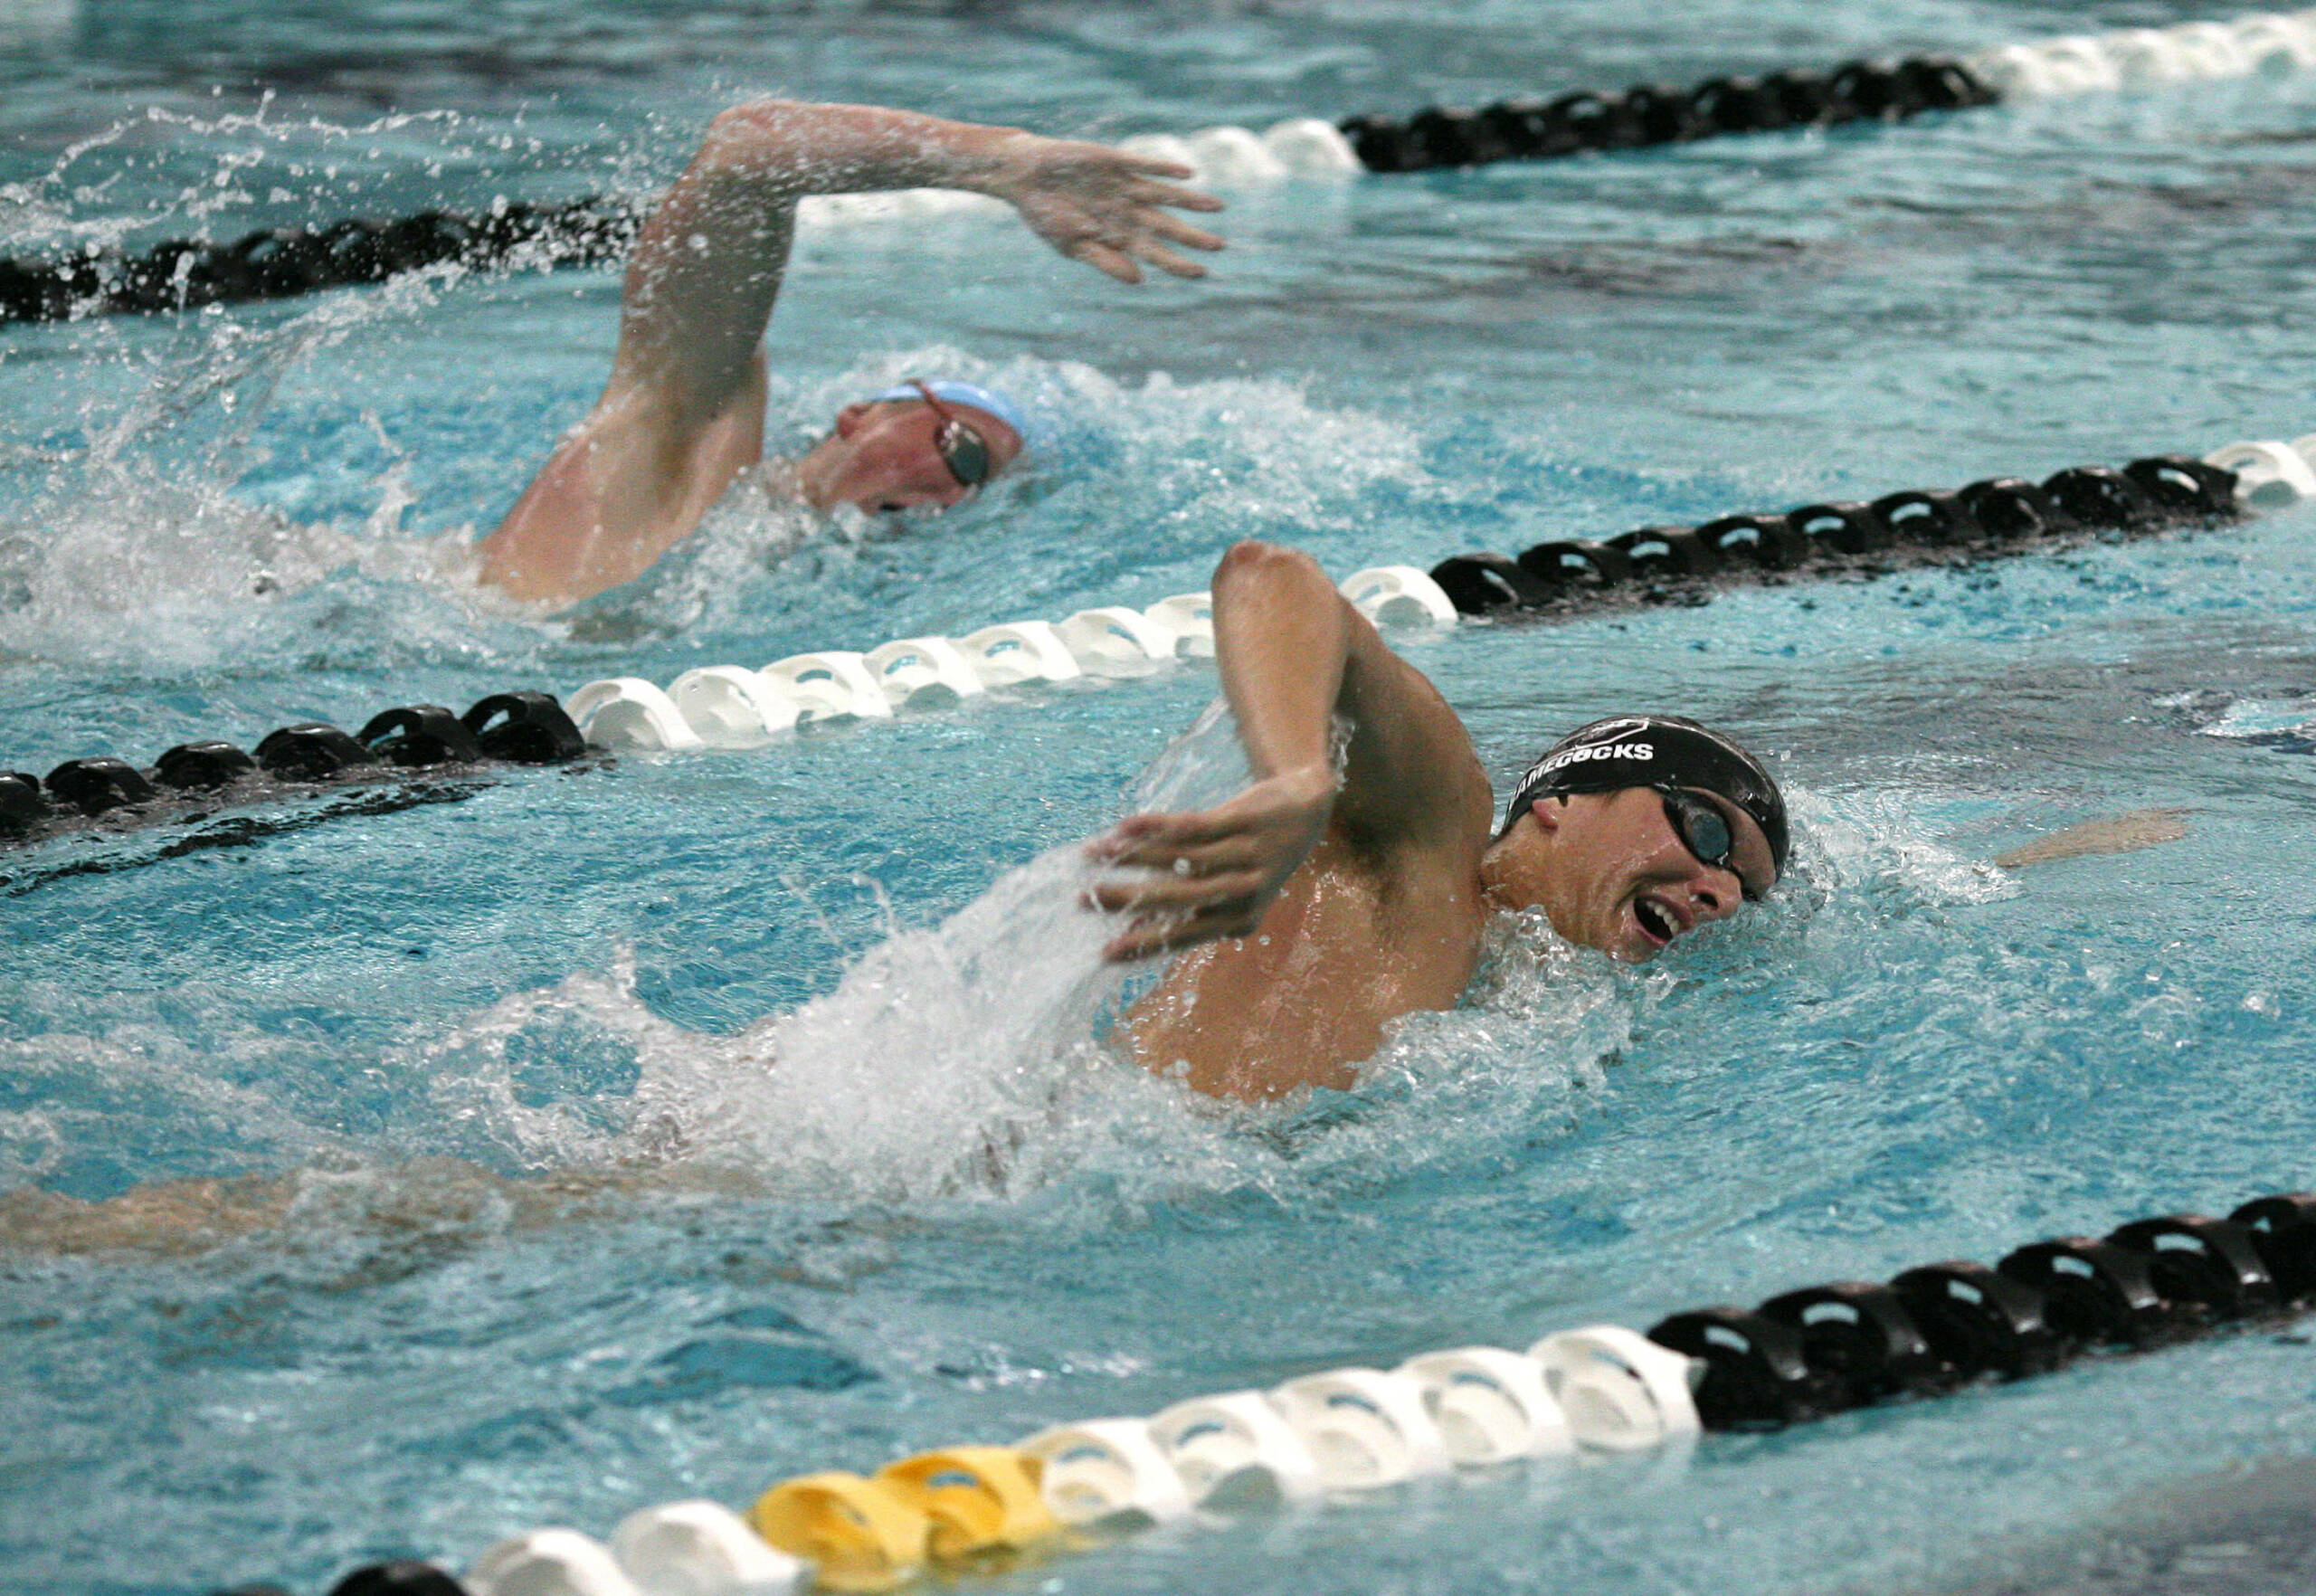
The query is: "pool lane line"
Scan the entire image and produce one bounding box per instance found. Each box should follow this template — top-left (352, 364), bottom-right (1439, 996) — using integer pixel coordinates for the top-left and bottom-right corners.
top-left (561, 432), bottom-right (2316, 756)
top-left (239, 1191), bottom-right (2315, 1596)
top-left (1341, 7), bottom-right (2316, 173)
top-left (6, 430), bottom-right (2306, 860)
top-left (10, 9), bottom-right (2316, 326)
top-left (0, 778), bottom-right (491, 898)
top-left (0, 692), bottom-right (593, 870)
top-left (1427, 451), bottom-right (2251, 620)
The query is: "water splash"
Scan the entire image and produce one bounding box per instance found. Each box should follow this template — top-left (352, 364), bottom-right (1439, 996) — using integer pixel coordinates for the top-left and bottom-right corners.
top-left (398, 723), bottom-right (2036, 1221)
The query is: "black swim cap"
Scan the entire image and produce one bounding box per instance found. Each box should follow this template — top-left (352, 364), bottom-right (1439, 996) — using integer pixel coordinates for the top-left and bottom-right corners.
top-left (1502, 714), bottom-right (1789, 880)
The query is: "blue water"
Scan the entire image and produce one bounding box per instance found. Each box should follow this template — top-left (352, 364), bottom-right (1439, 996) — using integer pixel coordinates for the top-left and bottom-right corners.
top-left (7, 1), bottom-right (2316, 1592)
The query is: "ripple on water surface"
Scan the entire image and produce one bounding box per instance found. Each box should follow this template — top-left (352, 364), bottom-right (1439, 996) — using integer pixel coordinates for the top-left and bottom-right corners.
top-left (8, 1), bottom-right (2316, 1593)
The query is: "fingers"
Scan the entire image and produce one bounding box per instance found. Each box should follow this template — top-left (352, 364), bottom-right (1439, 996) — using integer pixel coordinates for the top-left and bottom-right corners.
top-left (1128, 178), bottom-right (1227, 214)
top-left (1102, 906), bottom-right (1258, 963)
top-left (1085, 869), bottom-right (1264, 915)
top-left (1117, 154), bottom-right (1197, 181)
top-left (1125, 241), bottom-right (1203, 280)
top-left (1085, 854), bottom-right (1274, 963)
top-left (1142, 210), bottom-right (1226, 252)
top-left (1090, 809), bottom-right (1248, 857)
top-left (1065, 237), bottom-right (1143, 284)
top-left (1095, 830), bottom-right (1257, 875)
top-left (1059, 217), bottom-right (1216, 282)
top-left (1069, 229), bottom-right (1212, 280)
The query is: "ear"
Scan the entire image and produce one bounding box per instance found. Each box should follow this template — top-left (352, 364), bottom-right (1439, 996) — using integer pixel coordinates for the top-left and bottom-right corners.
top-left (832, 402), bottom-right (874, 440)
top-left (1528, 796), bottom-right (1565, 834)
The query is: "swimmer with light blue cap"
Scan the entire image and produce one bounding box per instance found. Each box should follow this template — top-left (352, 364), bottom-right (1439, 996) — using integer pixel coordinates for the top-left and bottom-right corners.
top-left (790, 375), bottom-right (1037, 510)
top-left (866, 379), bottom-right (1031, 451)
top-left (479, 98), bottom-right (1223, 607)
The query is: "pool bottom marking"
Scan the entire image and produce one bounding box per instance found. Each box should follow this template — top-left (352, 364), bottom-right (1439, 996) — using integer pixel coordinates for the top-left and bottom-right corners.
top-left (233, 1190), bottom-right (2316, 1596)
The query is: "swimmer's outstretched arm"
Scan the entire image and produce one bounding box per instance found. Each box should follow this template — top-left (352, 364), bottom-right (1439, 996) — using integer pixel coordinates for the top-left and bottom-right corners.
top-left (480, 102), bottom-right (1226, 603)
top-left (1994, 806), bottom-right (2190, 869)
top-left (1090, 541), bottom-right (1494, 960)
top-left (0, 1156), bottom-right (765, 1259)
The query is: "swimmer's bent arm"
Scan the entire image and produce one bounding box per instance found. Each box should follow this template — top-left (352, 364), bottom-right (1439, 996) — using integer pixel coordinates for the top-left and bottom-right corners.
top-left (1092, 541), bottom-right (1494, 959)
top-left (479, 103), bottom-right (1223, 604)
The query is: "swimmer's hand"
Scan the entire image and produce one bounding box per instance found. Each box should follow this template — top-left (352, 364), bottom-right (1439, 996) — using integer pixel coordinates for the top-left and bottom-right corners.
top-left (975, 132), bottom-right (1225, 284)
top-left (1086, 765), bottom-right (1334, 960)
top-left (1995, 807), bottom-right (2191, 869)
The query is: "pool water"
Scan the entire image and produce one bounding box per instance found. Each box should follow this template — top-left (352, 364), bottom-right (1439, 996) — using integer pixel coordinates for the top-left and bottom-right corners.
top-left (6, 0), bottom-right (2316, 1592)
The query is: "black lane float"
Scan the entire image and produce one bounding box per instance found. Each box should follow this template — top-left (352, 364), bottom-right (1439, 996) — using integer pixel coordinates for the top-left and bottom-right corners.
top-left (0, 200), bottom-right (641, 327)
top-left (0, 50), bottom-right (1998, 327)
top-left (0, 690), bottom-right (589, 854)
top-left (1338, 54), bottom-right (1992, 174)
top-left (1427, 453), bottom-right (2243, 620)
top-left (1648, 1192), bottom-right (2316, 1431)
top-left (210, 1189), bottom-right (2316, 1596)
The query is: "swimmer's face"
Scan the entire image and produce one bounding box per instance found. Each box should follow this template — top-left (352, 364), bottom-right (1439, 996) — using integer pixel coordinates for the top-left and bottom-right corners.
top-left (1481, 786), bottom-right (1773, 961)
top-left (801, 397), bottom-right (1023, 514)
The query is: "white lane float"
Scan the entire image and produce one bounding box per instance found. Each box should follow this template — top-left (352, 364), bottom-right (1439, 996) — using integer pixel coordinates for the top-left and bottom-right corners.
top-left (760, 651), bottom-right (895, 721)
top-left (860, 636), bottom-right (987, 708)
top-left (1115, 119), bottom-right (1360, 185)
top-left (1967, 10), bottom-right (2316, 96)
top-left (1016, 1417), bottom-right (1195, 1528)
top-left (1268, 1366), bottom-right (1453, 1488)
top-left (468, 1529), bottom-right (643, 1596)
top-left (1055, 606), bottom-right (1181, 677)
top-left (1527, 1325), bottom-right (1702, 1452)
top-left (1396, 1345), bottom-right (1576, 1464)
top-left (1146, 1389), bottom-right (1324, 1506)
top-left (566, 679), bottom-right (705, 753)
top-left (2205, 439), bottom-right (2316, 508)
top-left (2229, 11), bottom-right (2316, 70)
top-left (1141, 592), bottom-right (1215, 657)
top-left (1340, 565), bottom-right (1457, 627)
top-left (668, 667), bottom-right (802, 747)
top-left (610, 1500), bottom-right (806, 1595)
top-left (954, 621), bottom-right (1083, 687)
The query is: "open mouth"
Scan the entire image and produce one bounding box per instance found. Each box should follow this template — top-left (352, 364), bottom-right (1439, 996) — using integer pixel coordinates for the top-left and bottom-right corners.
top-left (1632, 895), bottom-right (1682, 948)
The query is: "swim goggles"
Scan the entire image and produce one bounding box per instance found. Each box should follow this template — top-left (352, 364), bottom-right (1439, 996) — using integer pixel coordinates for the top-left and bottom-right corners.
top-left (909, 379), bottom-right (992, 492)
top-left (1657, 786), bottom-right (1763, 902)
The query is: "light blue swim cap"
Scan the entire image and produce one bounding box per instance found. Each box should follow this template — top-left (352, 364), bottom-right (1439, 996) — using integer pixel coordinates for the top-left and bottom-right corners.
top-left (870, 378), bottom-right (1031, 451)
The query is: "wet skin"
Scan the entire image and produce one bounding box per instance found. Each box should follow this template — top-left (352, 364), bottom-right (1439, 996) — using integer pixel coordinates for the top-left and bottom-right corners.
top-left (1487, 785), bottom-right (1775, 964)
top-left (1093, 541), bottom-right (1780, 1102)
top-left (793, 396), bottom-right (1024, 514)
top-left (479, 100), bottom-right (1221, 605)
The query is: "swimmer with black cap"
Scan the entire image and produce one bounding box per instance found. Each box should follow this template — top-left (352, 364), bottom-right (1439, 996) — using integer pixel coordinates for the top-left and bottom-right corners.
top-left (1093, 542), bottom-right (1786, 1101)
top-left (479, 100), bottom-right (1224, 605)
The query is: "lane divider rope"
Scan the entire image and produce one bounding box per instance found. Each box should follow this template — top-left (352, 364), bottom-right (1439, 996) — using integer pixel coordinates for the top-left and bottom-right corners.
top-left (1342, 6), bottom-right (2316, 171)
top-left (0, 692), bottom-right (588, 850)
top-left (563, 569), bottom-right (1453, 752)
top-left (14, 9), bottom-right (2316, 325)
top-left (224, 1189), bottom-right (2316, 1596)
top-left (562, 428), bottom-right (2316, 755)
top-left (13, 428), bottom-right (2313, 848)
top-left (1426, 449), bottom-right (2254, 617)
